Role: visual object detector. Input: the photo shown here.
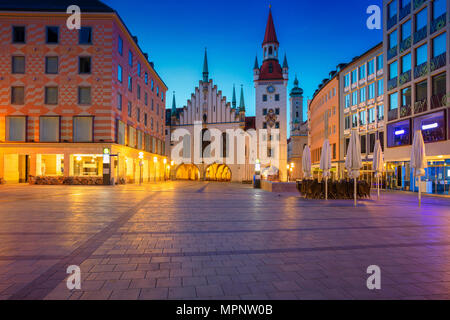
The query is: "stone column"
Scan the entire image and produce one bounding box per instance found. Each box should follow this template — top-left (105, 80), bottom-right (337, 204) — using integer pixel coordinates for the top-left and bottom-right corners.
top-left (28, 154), bottom-right (37, 177)
top-left (64, 152), bottom-right (71, 177)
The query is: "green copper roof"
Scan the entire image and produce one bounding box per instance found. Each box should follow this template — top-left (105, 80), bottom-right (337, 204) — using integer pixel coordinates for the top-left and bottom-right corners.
top-left (232, 84), bottom-right (237, 109)
top-left (239, 85), bottom-right (245, 112)
top-left (282, 54), bottom-right (288, 69)
top-left (290, 74), bottom-right (303, 97)
top-left (171, 92), bottom-right (177, 116)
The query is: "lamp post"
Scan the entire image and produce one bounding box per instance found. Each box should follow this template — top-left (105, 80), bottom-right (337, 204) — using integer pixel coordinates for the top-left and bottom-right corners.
top-left (254, 159), bottom-right (261, 188)
top-left (153, 156), bottom-right (157, 182)
top-left (138, 152), bottom-right (144, 185)
top-left (163, 158), bottom-right (167, 181)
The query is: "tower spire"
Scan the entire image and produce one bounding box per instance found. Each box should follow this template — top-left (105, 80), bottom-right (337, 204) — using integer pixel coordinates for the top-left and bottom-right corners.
top-left (202, 48), bottom-right (209, 82)
top-left (171, 91), bottom-right (177, 116)
top-left (232, 84), bottom-right (237, 109)
top-left (239, 85), bottom-right (245, 112)
top-left (262, 7), bottom-right (279, 46)
top-left (254, 55), bottom-right (259, 69)
top-left (283, 54), bottom-right (288, 69)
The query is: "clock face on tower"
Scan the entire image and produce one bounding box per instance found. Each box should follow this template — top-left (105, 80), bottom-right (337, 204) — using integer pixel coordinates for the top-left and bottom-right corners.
top-left (266, 85), bottom-right (275, 94)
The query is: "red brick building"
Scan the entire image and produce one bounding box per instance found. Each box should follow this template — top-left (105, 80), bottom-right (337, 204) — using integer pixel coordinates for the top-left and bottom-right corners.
top-left (0, 1), bottom-right (168, 183)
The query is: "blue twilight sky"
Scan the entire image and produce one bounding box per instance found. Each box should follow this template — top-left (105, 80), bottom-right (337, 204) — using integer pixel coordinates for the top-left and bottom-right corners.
top-left (103, 0), bottom-right (383, 126)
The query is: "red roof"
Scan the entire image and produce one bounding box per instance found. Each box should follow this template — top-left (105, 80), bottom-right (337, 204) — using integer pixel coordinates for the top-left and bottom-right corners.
top-left (262, 9), bottom-right (279, 46)
top-left (258, 59), bottom-right (283, 80)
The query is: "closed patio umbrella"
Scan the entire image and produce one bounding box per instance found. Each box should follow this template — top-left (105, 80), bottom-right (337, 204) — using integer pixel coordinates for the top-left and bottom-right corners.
top-left (411, 130), bottom-right (427, 208)
top-left (302, 146), bottom-right (312, 179)
top-left (345, 130), bottom-right (362, 207)
top-left (372, 139), bottom-right (384, 200)
top-left (320, 139), bottom-right (332, 200)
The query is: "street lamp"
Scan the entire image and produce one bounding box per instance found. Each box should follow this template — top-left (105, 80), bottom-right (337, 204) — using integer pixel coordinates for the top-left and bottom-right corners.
top-left (153, 156), bottom-right (157, 182)
top-left (163, 158), bottom-right (167, 181)
top-left (138, 152), bottom-right (144, 185)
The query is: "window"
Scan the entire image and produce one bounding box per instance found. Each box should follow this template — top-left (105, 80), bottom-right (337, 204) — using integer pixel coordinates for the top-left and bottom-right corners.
top-left (145, 72), bottom-right (148, 85)
top-left (360, 87), bottom-right (366, 102)
top-left (432, 72), bottom-right (446, 100)
top-left (12, 56), bottom-right (25, 74)
top-left (377, 79), bottom-right (384, 96)
top-left (368, 82), bottom-right (375, 100)
top-left (137, 85), bottom-right (141, 100)
top-left (12, 26), bottom-right (25, 43)
top-left (376, 54), bottom-right (384, 71)
top-left (416, 80), bottom-right (427, 103)
top-left (151, 99), bottom-right (154, 111)
top-left (359, 110), bottom-right (367, 125)
top-left (401, 20), bottom-right (411, 41)
top-left (79, 57), bottom-right (91, 74)
top-left (368, 59), bottom-right (375, 75)
top-left (117, 120), bottom-right (126, 145)
top-left (45, 87), bottom-right (58, 105)
top-left (401, 87), bottom-right (412, 107)
top-left (433, 0), bottom-right (446, 20)
top-left (128, 101), bottom-right (132, 117)
top-left (39, 116), bottom-right (59, 142)
top-left (345, 115), bottom-right (351, 129)
top-left (415, 8), bottom-right (427, 32)
top-left (416, 44), bottom-right (427, 65)
top-left (378, 105), bottom-right (384, 120)
top-left (352, 113), bottom-right (358, 127)
top-left (263, 108), bottom-right (267, 115)
top-left (388, 0), bottom-right (397, 19)
top-left (368, 108), bottom-right (376, 123)
top-left (151, 117), bottom-right (153, 130)
top-left (361, 135), bottom-right (367, 154)
top-left (7, 116), bottom-right (26, 141)
top-left (344, 73), bottom-right (350, 87)
top-left (46, 26), bottom-right (58, 44)
top-left (275, 94), bottom-right (280, 101)
top-left (128, 76), bottom-right (132, 91)
top-left (352, 91), bottom-right (358, 106)
top-left (118, 36), bottom-right (123, 55)
top-left (387, 119), bottom-right (410, 147)
top-left (359, 64), bottom-right (366, 79)
top-left (263, 122), bottom-right (267, 129)
top-left (389, 30), bottom-right (398, 49)
top-left (73, 116), bottom-right (93, 142)
top-left (145, 92), bottom-right (148, 105)
top-left (389, 92), bottom-right (399, 110)
top-left (351, 69), bottom-right (358, 84)
top-left (117, 65), bottom-right (122, 82)
top-left (401, 53), bottom-right (411, 72)
top-left (11, 86), bottom-right (24, 105)
top-left (137, 62), bottom-right (141, 77)
top-left (78, 87), bottom-right (91, 105)
top-left (389, 61), bottom-right (398, 79)
top-left (79, 27), bottom-right (92, 44)
top-left (156, 86), bottom-right (159, 97)
top-left (345, 94), bottom-right (350, 108)
top-left (369, 133), bottom-right (376, 153)
top-left (414, 110), bottom-right (446, 143)
top-left (263, 95), bottom-right (267, 101)
top-left (151, 79), bottom-right (154, 91)
top-left (144, 113), bottom-right (148, 126)
top-left (137, 108), bottom-right (141, 122)
top-left (161, 92), bottom-right (164, 102)
top-left (128, 50), bottom-right (133, 67)
top-left (400, 0), bottom-right (410, 9)
top-left (433, 32), bottom-right (446, 58)
top-left (117, 93), bottom-right (122, 110)
top-left (45, 56), bottom-right (58, 74)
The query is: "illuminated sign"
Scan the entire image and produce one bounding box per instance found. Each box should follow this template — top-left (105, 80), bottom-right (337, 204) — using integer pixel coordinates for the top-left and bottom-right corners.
top-left (103, 148), bottom-right (110, 155)
top-left (422, 122), bottom-right (438, 130)
top-left (394, 130), bottom-right (405, 135)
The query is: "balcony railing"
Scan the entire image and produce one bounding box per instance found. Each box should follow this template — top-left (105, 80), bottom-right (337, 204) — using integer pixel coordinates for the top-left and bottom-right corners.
top-left (414, 26), bottom-right (427, 44)
top-left (414, 99), bottom-right (427, 114)
top-left (387, 45), bottom-right (398, 60)
top-left (399, 70), bottom-right (411, 85)
top-left (414, 0), bottom-right (426, 10)
top-left (399, 5), bottom-right (411, 21)
top-left (388, 108), bottom-right (398, 121)
top-left (431, 13), bottom-right (446, 34)
top-left (387, 77), bottom-right (398, 91)
top-left (414, 62), bottom-right (428, 79)
top-left (399, 37), bottom-right (412, 53)
top-left (400, 104), bottom-right (412, 117)
top-left (387, 16), bottom-right (398, 31)
top-left (430, 52), bottom-right (446, 72)
top-left (431, 93), bottom-right (447, 110)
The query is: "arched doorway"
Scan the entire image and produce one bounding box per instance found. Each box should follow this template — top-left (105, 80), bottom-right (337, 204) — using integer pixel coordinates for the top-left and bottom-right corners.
top-left (205, 163), bottom-right (231, 182)
top-left (176, 164), bottom-right (200, 181)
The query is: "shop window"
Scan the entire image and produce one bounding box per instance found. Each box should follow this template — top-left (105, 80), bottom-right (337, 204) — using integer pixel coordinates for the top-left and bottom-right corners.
top-left (413, 110), bottom-right (446, 143)
top-left (387, 119), bottom-right (411, 147)
top-left (73, 116), bottom-right (93, 142)
top-left (6, 116), bottom-right (26, 141)
top-left (40, 116), bottom-right (60, 142)
top-left (73, 155), bottom-right (102, 176)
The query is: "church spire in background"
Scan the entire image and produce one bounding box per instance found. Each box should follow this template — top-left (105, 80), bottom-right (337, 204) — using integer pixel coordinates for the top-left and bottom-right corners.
top-left (239, 85), bottom-right (245, 112)
top-left (202, 48), bottom-right (209, 82)
top-left (232, 84), bottom-right (237, 109)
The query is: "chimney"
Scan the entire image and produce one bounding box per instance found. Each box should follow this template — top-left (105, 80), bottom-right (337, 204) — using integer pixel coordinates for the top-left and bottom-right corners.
top-left (132, 36), bottom-right (138, 44)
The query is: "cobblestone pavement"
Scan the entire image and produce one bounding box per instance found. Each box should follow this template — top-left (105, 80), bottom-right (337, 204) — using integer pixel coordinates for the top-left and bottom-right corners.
top-left (0, 181), bottom-right (450, 300)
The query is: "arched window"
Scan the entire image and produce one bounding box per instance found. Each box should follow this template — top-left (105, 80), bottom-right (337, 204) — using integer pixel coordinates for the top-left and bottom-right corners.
top-left (201, 128), bottom-right (210, 158)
